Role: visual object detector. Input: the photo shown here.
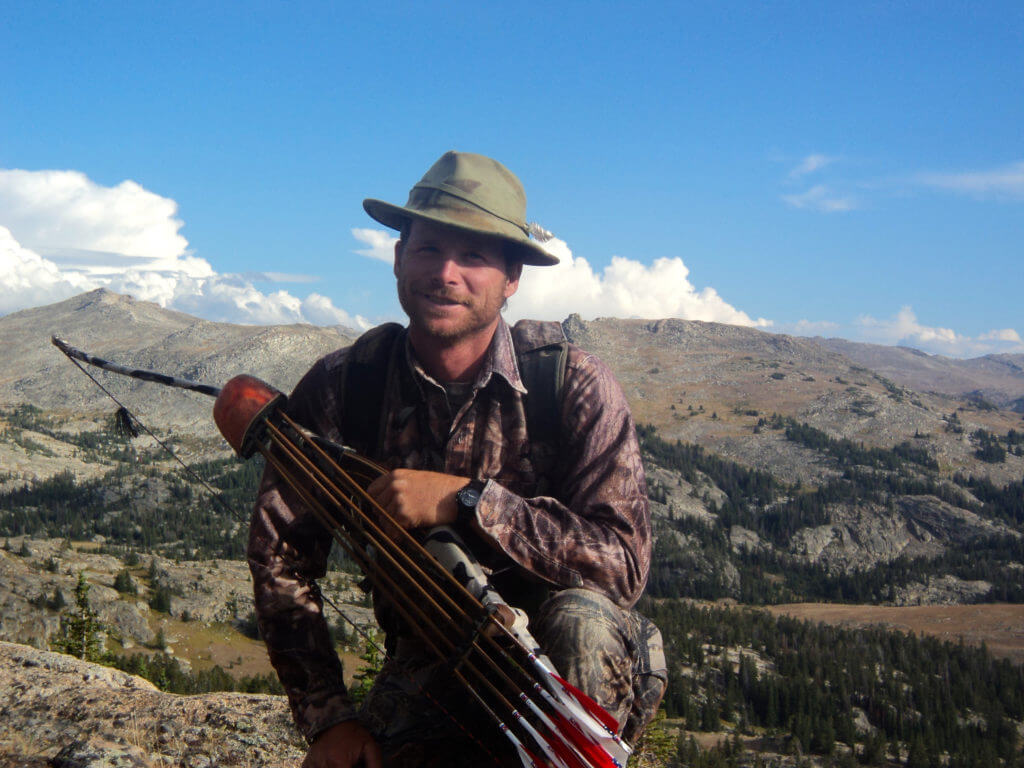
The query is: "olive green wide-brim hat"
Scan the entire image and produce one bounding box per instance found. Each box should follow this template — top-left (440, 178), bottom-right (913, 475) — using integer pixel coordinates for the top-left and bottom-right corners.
top-left (363, 151), bottom-right (559, 267)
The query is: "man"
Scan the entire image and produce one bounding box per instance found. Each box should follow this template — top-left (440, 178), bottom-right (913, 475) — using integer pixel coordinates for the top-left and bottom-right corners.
top-left (248, 151), bottom-right (665, 768)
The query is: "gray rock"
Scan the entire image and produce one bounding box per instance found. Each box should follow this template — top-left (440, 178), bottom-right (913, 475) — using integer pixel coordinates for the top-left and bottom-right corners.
top-left (50, 737), bottom-right (153, 767)
top-left (0, 641), bottom-right (306, 767)
top-left (729, 526), bottom-right (764, 554)
top-left (786, 493), bottom-right (1019, 576)
top-left (892, 575), bottom-right (993, 606)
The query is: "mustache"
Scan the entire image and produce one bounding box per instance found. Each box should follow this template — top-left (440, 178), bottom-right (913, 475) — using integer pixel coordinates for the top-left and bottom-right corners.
top-left (418, 287), bottom-right (470, 305)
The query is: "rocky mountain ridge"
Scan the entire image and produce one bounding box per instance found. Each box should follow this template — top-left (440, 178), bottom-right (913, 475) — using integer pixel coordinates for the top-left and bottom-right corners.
top-left (0, 289), bottom-right (357, 434)
top-left (819, 337), bottom-right (1024, 412)
top-left (3, 289), bottom-right (1022, 480)
top-left (560, 314), bottom-right (1024, 486)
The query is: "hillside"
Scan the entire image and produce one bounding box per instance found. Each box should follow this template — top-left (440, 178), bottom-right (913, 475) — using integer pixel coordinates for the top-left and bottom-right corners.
top-left (3, 291), bottom-right (1021, 483)
top-left (2, 291), bottom-right (1021, 593)
top-left (820, 337), bottom-right (1024, 412)
top-left (563, 315), bottom-right (1024, 486)
top-left (0, 288), bottom-right (357, 433)
top-left (1, 290), bottom-right (1023, 766)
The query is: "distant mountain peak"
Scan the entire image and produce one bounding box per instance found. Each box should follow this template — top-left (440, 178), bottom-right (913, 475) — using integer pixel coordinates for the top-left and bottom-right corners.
top-left (0, 289), bottom-right (358, 424)
top-left (76, 286), bottom-right (132, 306)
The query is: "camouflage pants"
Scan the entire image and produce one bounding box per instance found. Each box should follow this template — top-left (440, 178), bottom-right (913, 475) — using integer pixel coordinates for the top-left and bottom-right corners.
top-left (359, 588), bottom-right (667, 767)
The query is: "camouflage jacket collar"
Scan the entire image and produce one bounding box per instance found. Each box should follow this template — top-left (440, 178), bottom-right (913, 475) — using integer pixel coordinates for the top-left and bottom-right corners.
top-left (406, 317), bottom-right (528, 396)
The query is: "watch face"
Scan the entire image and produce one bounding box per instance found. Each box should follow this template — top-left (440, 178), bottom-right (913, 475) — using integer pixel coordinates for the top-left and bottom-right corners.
top-left (458, 487), bottom-right (481, 508)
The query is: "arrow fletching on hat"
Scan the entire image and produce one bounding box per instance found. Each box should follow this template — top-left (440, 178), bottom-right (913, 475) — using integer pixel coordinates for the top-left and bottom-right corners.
top-left (528, 222), bottom-right (555, 243)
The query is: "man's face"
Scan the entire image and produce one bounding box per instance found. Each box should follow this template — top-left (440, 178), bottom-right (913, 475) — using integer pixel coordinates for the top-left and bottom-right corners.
top-left (394, 219), bottom-right (521, 344)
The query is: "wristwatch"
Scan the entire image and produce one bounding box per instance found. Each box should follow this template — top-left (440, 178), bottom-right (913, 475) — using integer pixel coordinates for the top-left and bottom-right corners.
top-left (455, 479), bottom-right (486, 525)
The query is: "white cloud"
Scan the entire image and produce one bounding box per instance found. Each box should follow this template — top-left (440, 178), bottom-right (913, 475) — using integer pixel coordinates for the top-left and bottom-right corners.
top-left (299, 293), bottom-right (365, 327)
top-left (0, 226), bottom-right (94, 314)
top-left (246, 271), bottom-right (321, 284)
top-left (915, 161), bottom-right (1024, 199)
top-left (777, 319), bottom-right (842, 336)
top-left (789, 154), bottom-right (834, 178)
top-left (978, 328), bottom-right (1022, 343)
top-left (506, 235), bottom-right (771, 327)
top-left (781, 185), bottom-right (856, 212)
top-left (0, 168), bottom-right (371, 329)
top-left (859, 306), bottom-right (959, 345)
top-left (855, 306), bottom-right (1024, 356)
top-left (352, 227), bottom-right (398, 263)
top-left (0, 169), bottom-right (205, 272)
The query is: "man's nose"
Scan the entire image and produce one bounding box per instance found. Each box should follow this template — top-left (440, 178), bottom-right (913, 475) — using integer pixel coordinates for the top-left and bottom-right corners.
top-left (433, 256), bottom-right (461, 283)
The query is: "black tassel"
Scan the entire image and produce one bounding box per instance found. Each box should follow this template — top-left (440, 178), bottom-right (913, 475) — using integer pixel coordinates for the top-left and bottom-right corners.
top-left (114, 406), bottom-right (140, 439)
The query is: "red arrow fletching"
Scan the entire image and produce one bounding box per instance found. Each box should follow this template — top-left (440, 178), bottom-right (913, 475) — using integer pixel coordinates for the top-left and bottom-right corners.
top-left (549, 673), bottom-right (621, 735)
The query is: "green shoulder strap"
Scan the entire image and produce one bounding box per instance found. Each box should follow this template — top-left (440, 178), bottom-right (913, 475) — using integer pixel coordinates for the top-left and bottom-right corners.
top-left (339, 322), bottom-right (405, 458)
top-left (510, 320), bottom-right (569, 451)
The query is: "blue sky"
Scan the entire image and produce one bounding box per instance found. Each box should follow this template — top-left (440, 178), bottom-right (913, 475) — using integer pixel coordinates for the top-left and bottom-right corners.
top-left (2, 1), bottom-right (1021, 357)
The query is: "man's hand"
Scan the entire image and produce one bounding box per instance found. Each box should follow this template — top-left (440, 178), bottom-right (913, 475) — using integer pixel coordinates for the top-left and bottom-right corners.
top-left (366, 469), bottom-right (469, 531)
top-left (302, 720), bottom-right (382, 768)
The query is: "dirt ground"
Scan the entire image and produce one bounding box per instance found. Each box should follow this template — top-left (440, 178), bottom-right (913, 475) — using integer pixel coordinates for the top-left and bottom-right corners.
top-left (763, 603), bottom-right (1024, 664)
top-left (155, 617), bottom-right (366, 685)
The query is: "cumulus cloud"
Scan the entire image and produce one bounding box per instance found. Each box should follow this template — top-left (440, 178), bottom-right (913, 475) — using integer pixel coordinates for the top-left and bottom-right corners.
top-left (245, 271), bottom-right (320, 284)
top-left (781, 185), bottom-right (856, 212)
top-left (0, 169), bottom-right (207, 274)
top-left (856, 306), bottom-right (1023, 356)
top-left (352, 228), bottom-right (398, 263)
top-left (978, 328), bottom-right (1022, 343)
top-left (776, 319), bottom-right (841, 336)
top-left (915, 161), bottom-right (1024, 200)
top-left (0, 226), bottom-right (94, 314)
top-left (0, 168), bottom-right (370, 329)
top-left (788, 154), bottom-right (835, 178)
top-left (505, 235), bottom-right (771, 327)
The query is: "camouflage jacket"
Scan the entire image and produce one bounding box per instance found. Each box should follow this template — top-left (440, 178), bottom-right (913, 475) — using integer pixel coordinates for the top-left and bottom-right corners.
top-left (247, 318), bottom-right (650, 741)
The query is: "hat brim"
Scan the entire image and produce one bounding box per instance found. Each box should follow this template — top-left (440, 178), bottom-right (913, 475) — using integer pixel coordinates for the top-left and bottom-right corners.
top-left (363, 198), bottom-right (559, 267)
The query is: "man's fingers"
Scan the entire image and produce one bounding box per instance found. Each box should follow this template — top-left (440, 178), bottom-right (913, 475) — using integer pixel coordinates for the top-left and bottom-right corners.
top-left (301, 721), bottom-right (381, 768)
top-left (366, 473), bottom-right (396, 511)
top-left (363, 469), bottom-right (465, 531)
top-left (365, 473), bottom-right (388, 498)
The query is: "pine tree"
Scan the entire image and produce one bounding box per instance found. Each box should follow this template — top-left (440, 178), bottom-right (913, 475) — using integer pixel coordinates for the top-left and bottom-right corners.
top-left (149, 585), bottom-right (172, 613)
top-left (906, 735), bottom-right (929, 768)
top-left (349, 631), bottom-right (384, 706)
top-left (113, 568), bottom-right (137, 595)
top-left (631, 709), bottom-right (677, 767)
top-left (51, 572), bottom-right (105, 662)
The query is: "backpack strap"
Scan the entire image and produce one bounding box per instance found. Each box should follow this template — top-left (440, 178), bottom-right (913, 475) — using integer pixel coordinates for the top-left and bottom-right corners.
top-left (511, 320), bottom-right (569, 450)
top-left (339, 322), bottom-right (405, 457)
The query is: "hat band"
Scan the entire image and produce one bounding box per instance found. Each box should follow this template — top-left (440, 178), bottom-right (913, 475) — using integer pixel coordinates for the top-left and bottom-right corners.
top-left (411, 182), bottom-right (529, 236)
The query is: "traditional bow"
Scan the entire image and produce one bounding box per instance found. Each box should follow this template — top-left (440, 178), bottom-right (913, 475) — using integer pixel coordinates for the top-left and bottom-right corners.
top-left (52, 337), bottom-right (631, 768)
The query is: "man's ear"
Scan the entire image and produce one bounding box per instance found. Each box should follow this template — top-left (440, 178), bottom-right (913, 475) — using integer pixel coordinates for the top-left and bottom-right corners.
top-left (504, 261), bottom-right (523, 299)
top-left (393, 239), bottom-right (403, 278)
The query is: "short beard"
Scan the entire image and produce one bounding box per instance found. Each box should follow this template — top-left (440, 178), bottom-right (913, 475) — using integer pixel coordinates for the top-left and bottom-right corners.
top-left (397, 280), bottom-right (504, 343)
